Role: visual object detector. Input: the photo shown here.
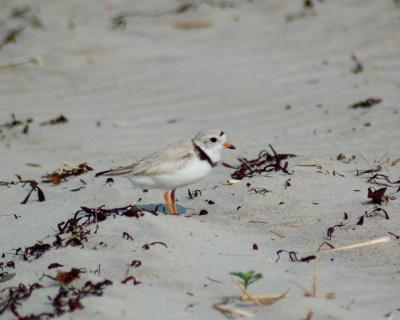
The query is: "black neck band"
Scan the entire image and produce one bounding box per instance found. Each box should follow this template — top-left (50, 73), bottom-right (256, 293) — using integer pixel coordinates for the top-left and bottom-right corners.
top-left (193, 141), bottom-right (216, 167)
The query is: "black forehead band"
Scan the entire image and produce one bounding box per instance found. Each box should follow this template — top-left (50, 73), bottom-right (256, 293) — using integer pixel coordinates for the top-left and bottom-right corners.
top-left (219, 131), bottom-right (224, 136)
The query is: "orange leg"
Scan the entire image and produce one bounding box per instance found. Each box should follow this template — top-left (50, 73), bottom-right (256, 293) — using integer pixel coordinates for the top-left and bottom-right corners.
top-left (163, 191), bottom-right (174, 214)
top-left (171, 189), bottom-right (177, 214)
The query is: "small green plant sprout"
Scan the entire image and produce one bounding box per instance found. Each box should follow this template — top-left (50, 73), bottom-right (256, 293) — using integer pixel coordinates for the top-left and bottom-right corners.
top-left (230, 271), bottom-right (263, 290)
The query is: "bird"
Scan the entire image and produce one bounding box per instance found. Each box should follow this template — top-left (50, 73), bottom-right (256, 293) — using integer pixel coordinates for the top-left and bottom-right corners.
top-left (96, 129), bottom-right (236, 214)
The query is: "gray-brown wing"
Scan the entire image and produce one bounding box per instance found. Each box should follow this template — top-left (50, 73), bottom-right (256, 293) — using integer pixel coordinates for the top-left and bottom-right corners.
top-left (98, 140), bottom-right (194, 177)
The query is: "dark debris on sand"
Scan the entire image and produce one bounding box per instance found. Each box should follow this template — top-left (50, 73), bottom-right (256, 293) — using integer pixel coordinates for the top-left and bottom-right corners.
top-left (224, 145), bottom-right (296, 180)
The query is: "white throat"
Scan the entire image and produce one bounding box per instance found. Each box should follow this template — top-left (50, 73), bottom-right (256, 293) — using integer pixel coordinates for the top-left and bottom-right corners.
top-left (201, 146), bottom-right (222, 165)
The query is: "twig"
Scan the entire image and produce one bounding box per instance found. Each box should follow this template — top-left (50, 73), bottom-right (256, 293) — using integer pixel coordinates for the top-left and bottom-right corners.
top-left (235, 281), bottom-right (289, 306)
top-left (111, 3), bottom-right (194, 29)
top-left (319, 236), bottom-right (390, 253)
top-left (312, 255), bottom-right (320, 297)
top-left (235, 281), bottom-right (263, 306)
top-left (296, 254), bottom-right (334, 299)
top-left (213, 298), bottom-right (253, 318)
top-left (0, 56), bottom-right (42, 70)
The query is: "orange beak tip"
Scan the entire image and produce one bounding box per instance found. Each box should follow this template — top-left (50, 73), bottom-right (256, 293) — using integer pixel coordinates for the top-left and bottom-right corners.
top-left (223, 142), bottom-right (236, 150)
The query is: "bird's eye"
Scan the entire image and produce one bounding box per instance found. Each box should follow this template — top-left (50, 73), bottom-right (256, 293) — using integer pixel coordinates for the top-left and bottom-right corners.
top-left (210, 137), bottom-right (217, 143)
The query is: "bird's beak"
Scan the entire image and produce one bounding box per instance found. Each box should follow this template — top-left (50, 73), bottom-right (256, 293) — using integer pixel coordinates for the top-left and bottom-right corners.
top-left (223, 142), bottom-right (236, 149)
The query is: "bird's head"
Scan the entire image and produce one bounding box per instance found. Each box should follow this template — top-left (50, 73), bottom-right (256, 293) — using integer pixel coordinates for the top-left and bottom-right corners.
top-left (192, 129), bottom-right (236, 163)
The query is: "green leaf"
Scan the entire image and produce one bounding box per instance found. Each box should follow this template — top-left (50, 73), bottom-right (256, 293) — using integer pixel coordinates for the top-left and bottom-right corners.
top-left (230, 270), bottom-right (263, 289)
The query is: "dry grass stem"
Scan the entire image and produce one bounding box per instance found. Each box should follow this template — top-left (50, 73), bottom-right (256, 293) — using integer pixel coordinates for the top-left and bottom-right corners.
top-left (312, 255), bottom-right (320, 296)
top-left (213, 298), bottom-right (253, 318)
top-left (296, 254), bottom-right (334, 299)
top-left (236, 281), bottom-right (288, 306)
top-left (319, 236), bottom-right (390, 253)
top-left (0, 56), bottom-right (42, 70)
top-left (174, 20), bottom-right (212, 29)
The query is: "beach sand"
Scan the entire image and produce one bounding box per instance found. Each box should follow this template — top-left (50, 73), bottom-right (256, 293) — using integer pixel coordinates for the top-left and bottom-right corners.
top-left (1, 1), bottom-right (400, 319)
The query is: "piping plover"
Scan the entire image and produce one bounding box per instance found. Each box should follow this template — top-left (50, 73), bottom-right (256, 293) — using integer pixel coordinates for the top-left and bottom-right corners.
top-left (96, 129), bottom-right (235, 214)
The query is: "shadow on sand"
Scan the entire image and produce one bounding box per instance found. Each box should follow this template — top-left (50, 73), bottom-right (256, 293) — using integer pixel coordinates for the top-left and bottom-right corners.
top-left (139, 203), bottom-right (188, 215)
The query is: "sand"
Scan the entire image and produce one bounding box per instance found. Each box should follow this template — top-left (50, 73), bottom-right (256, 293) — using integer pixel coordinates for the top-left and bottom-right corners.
top-left (1, 0), bottom-right (400, 319)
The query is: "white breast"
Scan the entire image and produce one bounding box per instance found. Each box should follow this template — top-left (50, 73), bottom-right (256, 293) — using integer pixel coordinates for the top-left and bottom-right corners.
top-left (129, 158), bottom-right (212, 190)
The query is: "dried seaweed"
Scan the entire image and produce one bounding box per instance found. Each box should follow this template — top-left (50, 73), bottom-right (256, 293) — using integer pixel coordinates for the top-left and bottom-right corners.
top-left (10, 6), bottom-right (31, 18)
top-left (363, 208), bottom-right (389, 220)
top-left (121, 276), bottom-right (142, 285)
top-left (388, 232), bottom-right (400, 240)
top-left (351, 54), bottom-right (364, 74)
top-left (356, 166), bottom-right (399, 192)
top-left (24, 242), bottom-right (51, 259)
top-left (65, 237), bottom-right (84, 247)
top-left (188, 189), bottom-right (202, 199)
top-left (1, 4), bottom-right (45, 51)
top-left (366, 174), bottom-right (400, 190)
top-left (367, 187), bottom-right (389, 204)
top-left (129, 260), bottom-right (142, 268)
top-left (0, 27), bottom-right (25, 49)
top-left (57, 205), bottom-right (143, 235)
top-left (325, 207), bottom-right (389, 240)
top-left (1, 114), bottom-right (32, 129)
top-left (275, 250), bottom-right (316, 263)
top-left (229, 145), bottom-right (295, 180)
top-left (349, 98), bottom-right (382, 109)
top-left (317, 242), bottom-right (335, 251)
top-left (0, 272), bottom-right (16, 283)
top-left (284, 178), bottom-right (292, 189)
top-left (299, 255), bottom-right (317, 263)
top-left (70, 186), bottom-right (85, 192)
top-left (0, 114), bottom-right (33, 135)
top-left (20, 181), bottom-right (45, 204)
top-left (40, 114), bottom-right (68, 126)
top-left (55, 268), bottom-right (83, 284)
top-left (285, 1), bottom-right (316, 24)
top-left (41, 163), bottom-right (93, 185)
top-left (248, 187), bottom-right (270, 194)
top-left (16, 204), bottom-right (144, 262)
top-left (0, 279), bottom-right (112, 319)
top-left (105, 178), bottom-right (114, 184)
top-left (199, 209), bottom-right (208, 216)
top-left (0, 175), bottom-right (35, 188)
top-left (122, 232), bottom-right (134, 240)
top-left (303, 0), bottom-right (314, 8)
top-left (332, 170), bottom-right (345, 177)
top-left (326, 223), bottom-right (345, 240)
top-left (142, 241), bottom-right (168, 250)
top-left (0, 261), bottom-right (15, 272)
top-left (355, 166), bottom-right (381, 176)
top-left (336, 153), bottom-right (346, 161)
top-left (9, 5), bottom-right (43, 28)
top-left (0, 282), bottom-right (43, 318)
top-left (0, 176), bottom-right (15, 186)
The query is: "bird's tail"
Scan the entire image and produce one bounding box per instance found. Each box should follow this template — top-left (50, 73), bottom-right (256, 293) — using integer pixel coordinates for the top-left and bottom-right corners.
top-left (95, 164), bottom-right (135, 177)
